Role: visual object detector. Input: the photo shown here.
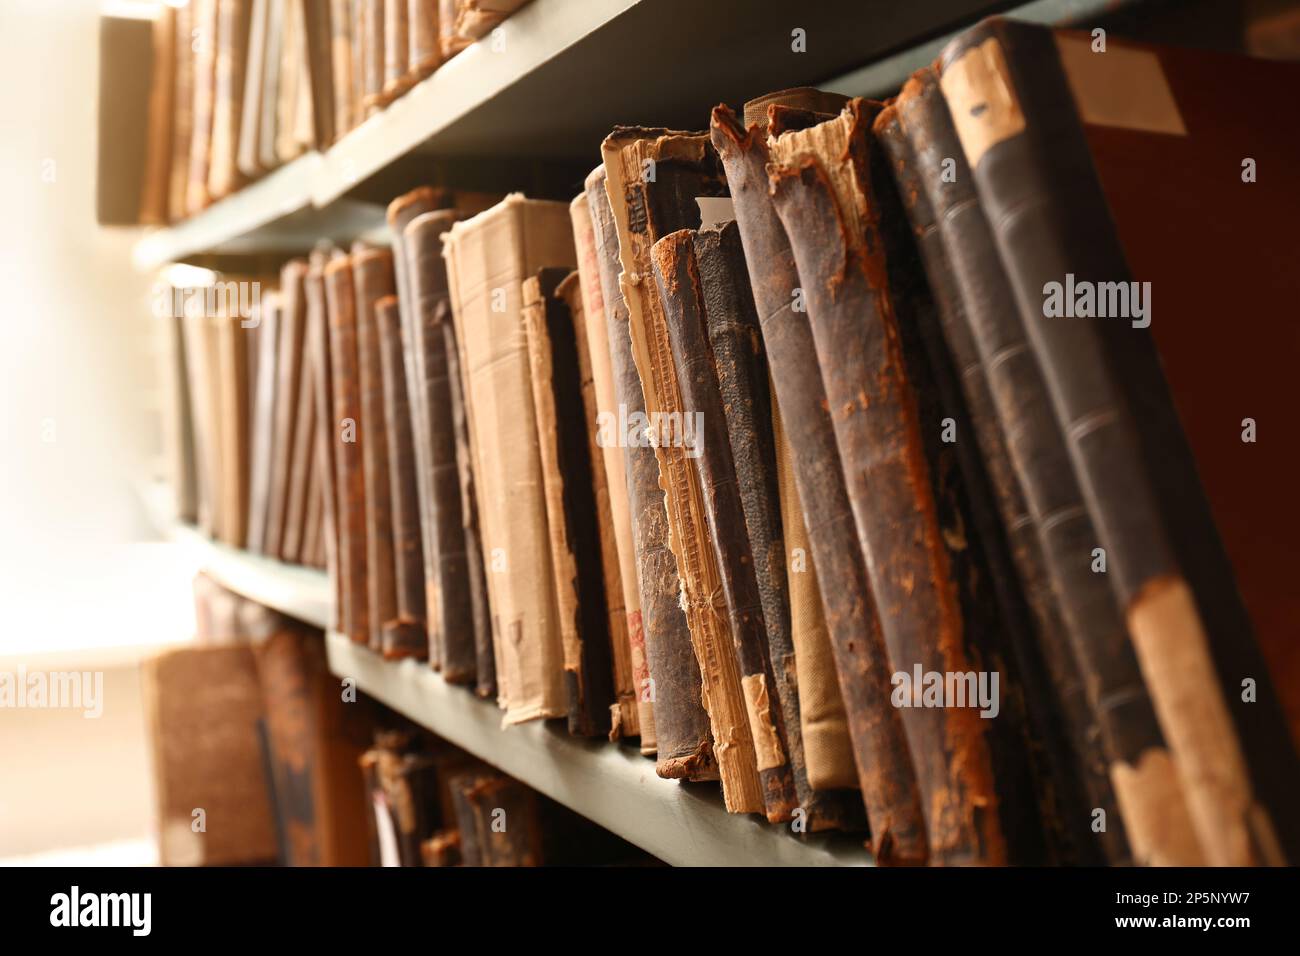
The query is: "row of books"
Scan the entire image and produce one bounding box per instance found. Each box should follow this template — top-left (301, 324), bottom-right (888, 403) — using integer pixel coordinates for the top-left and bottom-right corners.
top-left (165, 17), bottom-right (1300, 866)
top-left (149, 574), bottom-right (642, 865)
top-left (140, 0), bottom-right (533, 224)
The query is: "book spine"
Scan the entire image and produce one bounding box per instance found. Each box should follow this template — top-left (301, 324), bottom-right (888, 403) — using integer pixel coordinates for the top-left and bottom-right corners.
top-left (404, 209), bottom-right (480, 684)
top-left (306, 255), bottom-right (342, 627)
top-left (408, 0), bottom-right (440, 78)
top-left (329, 0), bottom-right (353, 137)
top-left (653, 229), bottom-right (799, 823)
top-left (280, 332), bottom-right (318, 564)
top-left (352, 247), bottom-right (399, 654)
top-left (246, 298), bottom-right (281, 555)
top-left (450, 771), bottom-right (542, 866)
top-left (324, 257), bottom-right (369, 644)
top-left (601, 130), bottom-right (762, 813)
top-left (377, 294), bottom-right (428, 658)
top-left (168, 1), bottom-right (195, 220)
top-left (710, 105), bottom-right (925, 860)
top-left (237, 0), bottom-right (269, 179)
top-left (207, 0), bottom-right (251, 200)
top-left (266, 261), bottom-right (308, 557)
top-left (383, 0), bottom-right (412, 98)
top-left (585, 166), bottom-right (711, 780)
top-left (140, 5), bottom-right (176, 224)
top-left (940, 19), bottom-right (1280, 865)
top-left (186, 0), bottom-right (220, 214)
top-left (301, 458), bottom-right (322, 568)
top-left (361, 0), bottom-right (386, 114)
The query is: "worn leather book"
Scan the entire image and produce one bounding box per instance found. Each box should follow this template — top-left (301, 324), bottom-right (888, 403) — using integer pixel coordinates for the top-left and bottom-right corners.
top-left (246, 295), bottom-right (281, 555)
top-left (277, 0), bottom-right (314, 162)
top-left (361, 0), bottom-right (386, 115)
top-left (711, 98), bottom-right (924, 854)
top-left (376, 293), bottom-right (428, 658)
top-left (207, 0), bottom-right (252, 200)
top-left (144, 645), bottom-right (278, 866)
top-left (186, 0), bottom-right (220, 213)
top-left (281, 331), bottom-right (318, 564)
top-left (586, 166), bottom-right (705, 776)
top-left (653, 228), bottom-right (798, 823)
top-left (695, 219), bottom-right (860, 829)
top-left (237, 0), bottom-right (271, 179)
top-left (140, 5), bottom-right (175, 224)
top-left (301, 460), bottom-right (323, 568)
top-left (363, 731), bottom-right (444, 866)
top-left (443, 195), bottom-right (576, 724)
top-left (168, 1), bottom-right (195, 220)
top-left (556, 266), bottom-right (639, 741)
top-left (353, 245), bottom-right (399, 653)
top-left (305, 250), bottom-right (341, 623)
top-left (876, 100), bottom-right (1097, 865)
top-left (302, 0), bottom-right (336, 147)
top-left (266, 261), bottom-right (308, 557)
top-left (329, 0), bottom-right (354, 137)
top-left (350, 0), bottom-right (368, 126)
top-left (449, 770), bottom-right (542, 866)
top-left (601, 128), bottom-right (762, 813)
top-left (408, 0), bottom-right (441, 79)
top-left (940, 19), bottom-right (1300, 864)
top-left (885, 70), bottom-right (1132, 864)
top-left (215, 311), bottom-right (252, 548)
top-left (769, 98), bottom-right (1049, 864)
top-left (256, 0), bottom-right (285, 169)
top-left (567, 191), bottom-right (644, 745)
top-left (403, 207), bottom-right (480, 685)
top-left (324, 254), bottom-right (370, 644)
top-left (452, 0), bottom-right (528, 41)
top-left (522, 269), bottom-right (616, 738)
top-left (383, 0), bottom-right (412, 99)
top-left (244, 605), bottom-right (373, 865)
top-left (420, 830), bottom-right (461, 866)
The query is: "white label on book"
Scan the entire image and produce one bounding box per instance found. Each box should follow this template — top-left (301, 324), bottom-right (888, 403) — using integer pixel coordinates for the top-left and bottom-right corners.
top-left (1057, 34), bottom-right (1187, 136)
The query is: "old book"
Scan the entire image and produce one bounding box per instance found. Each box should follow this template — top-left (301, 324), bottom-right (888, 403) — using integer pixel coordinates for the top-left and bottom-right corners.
top-left (246, 295), bottom-right (281, 554)
top-left (275, 0), bottom-right (310, 161)
top-left (940, 19), bottom-right (1300, 864)
top-left (567, 191), bottom-right (645, 745)
top-left (361, 0), bottom-right (386, 115)
top-left (442, 195), bottom-right (576, 724)
top-left (257, 0), bottom-right (285, 169)
top-left (770, 98), bottom-right (1052, 863)
top-left (324, 255), bottom-right (369, 645)
top-left (140, 5), bottom-right (176, 224)
top-left (438, 0), bottom-right (471, 59)
top-left (302, 0), bottom-right (336, 147)
top-left (711, 98), bottom-right (925, 855)
top-left (181, 306), bottom-right (214, 534)
top-left (352, 245), bottom-right (399, 654)
top-left (408, 0), bottom-right (441, 79)
top-left (330, 0), bottom-right (354, 137)
top-left (208, 0), bottom-right (252, 200)
top-left (215, 310), bottom-right (252, 548)
top-left (306, 249), bottom-right (342, 625)
top-left (449, 770), bottom-right (542, 866)
top-left (265, 261), bottom-right (308, 556)
top-left (653, 228), bottom-right (798, 823)
top-left (586, 166), bottom-right (706, 777)
top-left (364, 732), bottom-right (443, 866)
top-left (237, 0), bottom-right (271, 179)
top-left (144, 645), bottom-right (278, 866)
top-left (244, 605), bottom-right (372, 865)
top-left (420, 829), bottom-right (461, 866)
top-left (301, 459), bottom-right (324, 569)
top-left (452, 0), bottom-right (528, 41)
top-left (350, 0), bottom-right (367, 126)
top-left (168, 1), bottom-right (196, 220)
top-left (522, 269), bottom-right (616, 738)
top-left (884, 71), bottom-right (1131, 864)
top-left (186, 0), bottom-right (220, 213)
top-left (281, 331), bottom-right (318, 564)
top-left (601, 128), bottom-right (762, 814)
top-left (162, 306), bottom-right (199, 522)
top-left (403, 207), bottom-right (481, 685)
top-left (376, 293), bottom-right (428, 658)
top-left (383, 0), bottom-right (413, 99)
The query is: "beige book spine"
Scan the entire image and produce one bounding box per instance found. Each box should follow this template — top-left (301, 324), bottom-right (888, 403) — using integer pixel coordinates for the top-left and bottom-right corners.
top-left (208, 0), bottom-right (251, 200)
top-left (168, 1), bottom-right (195, 220)
top-left (275, 0), bottom-right (307, 162)
top-left (140, 5), bottom-right (176, 224)
top-left (329, 0), bottom-right (354, 137)
top-left (186, 0), bottom-right (221, 214)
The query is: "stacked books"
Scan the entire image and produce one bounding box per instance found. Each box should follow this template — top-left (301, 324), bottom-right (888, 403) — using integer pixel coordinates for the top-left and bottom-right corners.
top-left (163, 17), bottom-right (1300, 866)
top-left (140, 0), bottom-right (534, 224)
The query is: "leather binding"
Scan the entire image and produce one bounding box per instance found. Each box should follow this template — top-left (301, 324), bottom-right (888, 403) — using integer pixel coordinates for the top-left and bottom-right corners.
top-left (140, 4), bottom-right (175, 224)
top-left (522, 269), bottom-right (616, 738)
top-left (329, 0), bottom-right (354, 138)
top-left (408, 0), bottom-right (441, 80)
top-left (281, 327), bottom-right (318, 564)
top-left (695, 219), bottom-right (860, 829)
top-left (324, 255), bottom-right (369, 645)
top-left (876, 99), bottom-right (1094, 865)
top-left (438, 0), bottom-right (472, 59)
top-left (301, 461), bottom-right (323, 568)
top-left (442, 195), bottom-right (576, 724)
top-left (383, 0), bottom-right (413, 100)
top-left (711, 100), bottom-right (925, 859)
top-left (215, 309), bottom-right (251, 548)
top-left (302, 0), bottom-right (336, 147)
top-left (600, 128), bottom-right (763, 813)
top-left (144, 645), bottom-right (279, 866)
top-left (556, 265), bottom-right (640, 741)
top-left (886, 70), bottom-right (1129, 864)
top-left (352, 245), bottom-right (400, 654)
top-left (769, 98), bottom-right (1049, 864)
top-left (361, 0), bottom-right (387, 115)
top-left (568, 190), bottom-right (645, 745)
top-left (246, 295), bottom-right (281, 555)
top-left (364, 731), bottom-right (443, 866)
top-left (653, 228), bottom-right (798, 823)
top-left (940, 19), bottom-right (1300, 864)
top-left (376, 293), bottom-right (428, 658)
top-left (403, 207), bottom-right (481, 685)
top-left (186, 0), bottom-right (220, 214)
top-left (208, 0), bottom-right (252, 201)
top-left (266, 261), bottom-right (309, 557)
top-left (306, 249), bottom-right (342, 625)
top-left (168, 0), bottom-right (195, 221)
top-left (257, 0), bottom-right (285, 170)
top-left (244, 604), bottom-right (373, 865)
top-left (585, 165), bottom-right (706, 778)
top-left (449, 770), bottom-right (542, 866)
top-left (452, 0), bottom-right (528, 42)
top-left (237, 0), bottom-right (271, 179)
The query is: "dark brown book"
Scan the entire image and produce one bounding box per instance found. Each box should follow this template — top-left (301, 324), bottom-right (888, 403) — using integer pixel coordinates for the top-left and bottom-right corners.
top-left (651, 229), bottom-right (798, 822)
top-left (266, 261), bottom-right (309, 557)
top-left (352, 245), bottom-right (399, 653)
top-left (584, 165), bottom-right (712, 781)
top-left (408, 0), bottom-right (441, 79)
top-left (695, 218), bottom-right (861, 831)
top-left (324, 255), bottom-right (369, 645)
top-left (403, 207), bottom-right (480, 685)
top-left (449, 770), bottom-right (542, 867)
top-left (711, 100), bottom-right (924, 858)
top-left (246, 295), bottom-right (282, 554)
top-left (306, 249), bottom-right (342, 623)
top-left (140, 5), bottom-right (175, 224)
top-left (522, 269), bottom-right (616, 738)
top-left (169, 1), bottom-right (196, 220)
top-left (940, 18), bottom-right (1300, 864)
top-left (383, 0), bottom-right (413, 99)
top-left (364, 732), bottom-right (443, 866)
top-left (376, 293), bottom-right (428, 658)
top-left (281, 329), bottom-right (318, 564)
top-left (208, 0), bottom-right (252, 200)
top-left (186, 0), bottom-right (221, 213)
top-left (302, 0), bottom-right (337, 147)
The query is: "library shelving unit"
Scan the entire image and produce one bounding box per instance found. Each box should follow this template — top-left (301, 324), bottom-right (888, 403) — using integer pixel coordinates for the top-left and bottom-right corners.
top-left (140, 0), bottom-right (1123, 865)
